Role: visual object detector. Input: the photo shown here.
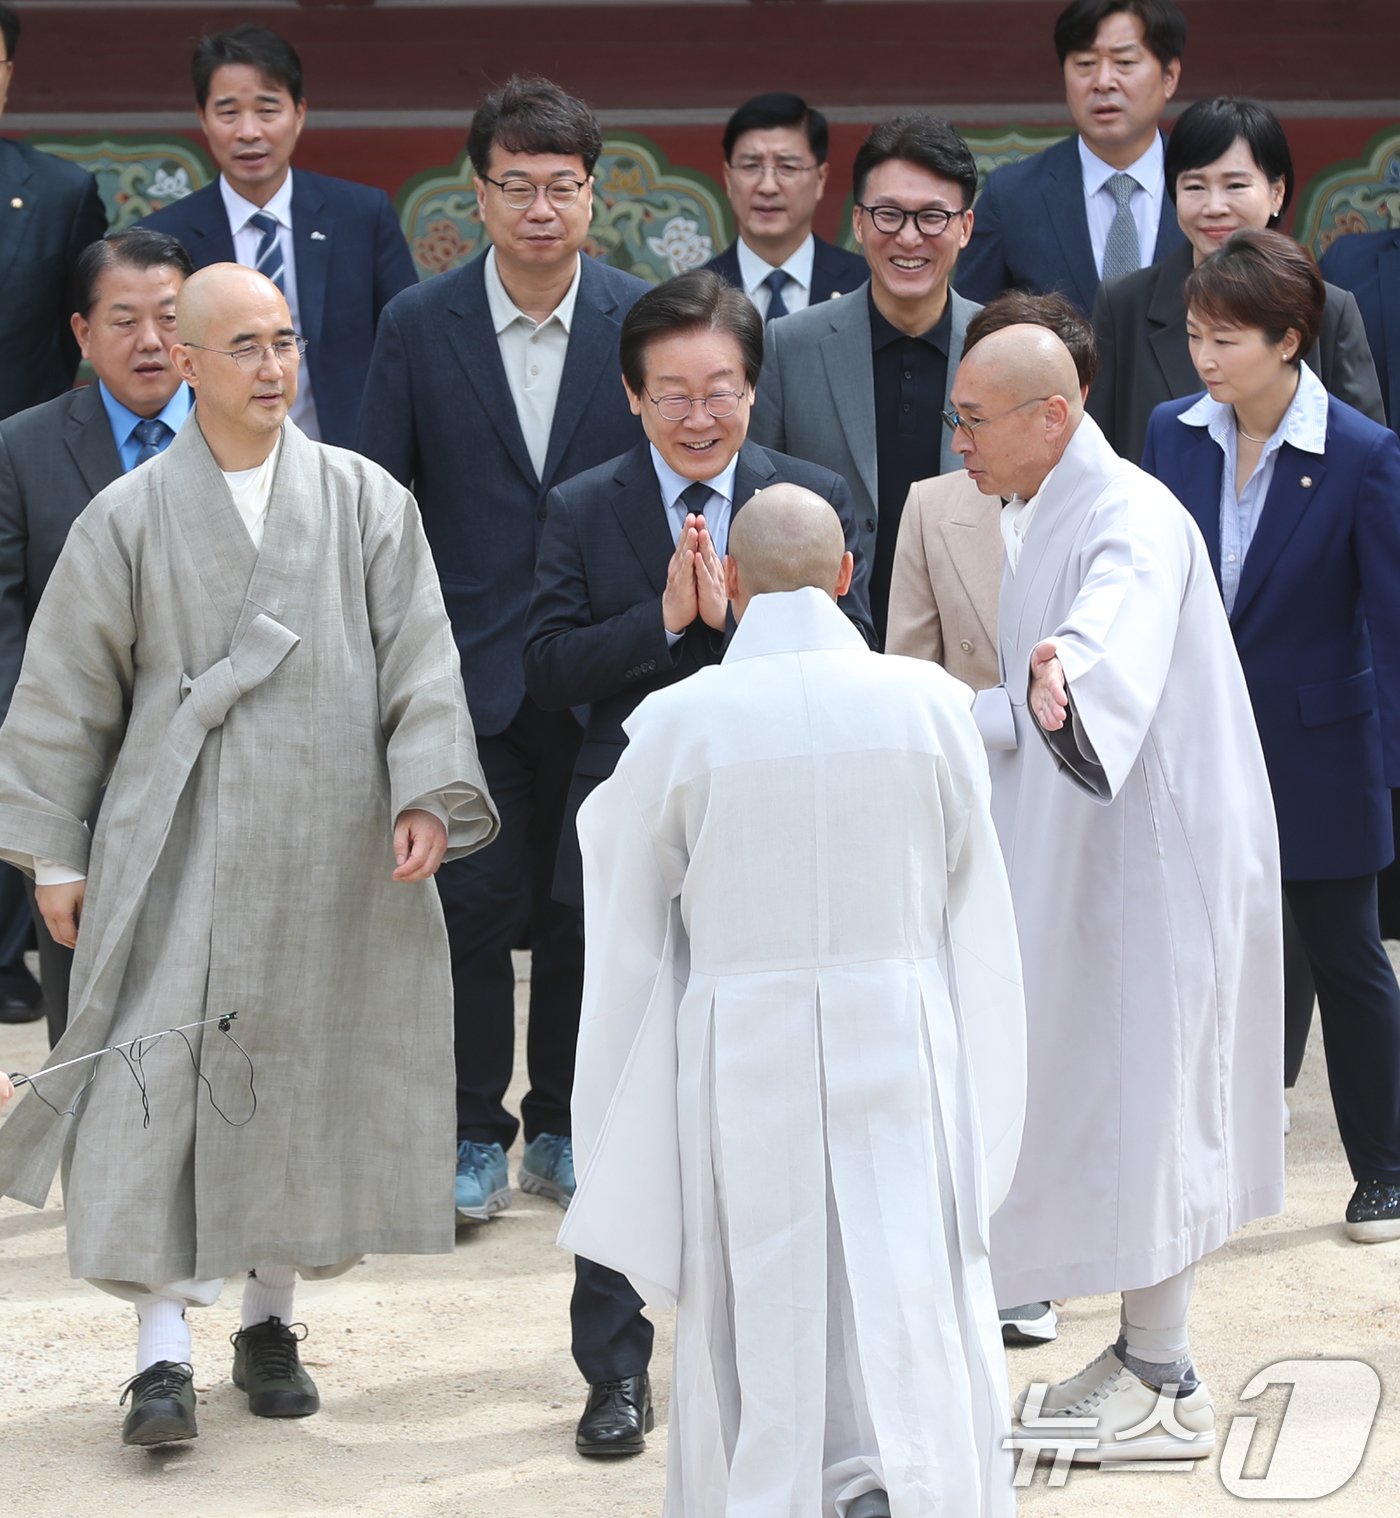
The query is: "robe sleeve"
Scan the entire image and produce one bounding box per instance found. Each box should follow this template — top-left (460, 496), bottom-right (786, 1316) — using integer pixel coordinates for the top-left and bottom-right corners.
top-left (1033, 500), bottom-right (1191, 802)
top-left (362, 480), bottom-right (499, 860)
top-left (942, 735), bottom-right (1027, 1214)
top-left (0, 512), bottom-right (135, 875)
top-left (558, 744), bottom-right (688, 1309)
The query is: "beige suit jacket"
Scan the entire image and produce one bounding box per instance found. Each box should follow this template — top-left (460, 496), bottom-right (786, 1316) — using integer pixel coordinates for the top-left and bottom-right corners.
top-left (886, 470), bottom-right (1003, 690)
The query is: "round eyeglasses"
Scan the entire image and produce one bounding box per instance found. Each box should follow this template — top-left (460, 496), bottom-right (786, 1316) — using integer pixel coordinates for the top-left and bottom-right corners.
top-left (857, 203), bottom-right (968, 237)
top-left (480, 174), bottom-right (589, 211)
top-left (644, 389), bottom-right (747, 422)
top-left (184, 336), bottom-right (308, 372)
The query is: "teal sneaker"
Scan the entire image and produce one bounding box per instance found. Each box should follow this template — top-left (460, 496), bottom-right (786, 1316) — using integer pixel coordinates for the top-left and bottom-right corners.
top-left (519, 1132), bottom-right (575, 1208)
top-left (455, 1139), bottom-right (510, 1222)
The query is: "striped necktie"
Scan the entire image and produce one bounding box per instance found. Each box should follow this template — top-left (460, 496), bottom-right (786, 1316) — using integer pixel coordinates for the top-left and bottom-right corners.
top-left (249, 211), bottom-right (286, 291)
top-left (1101, 173), bottom-right (1141, 282)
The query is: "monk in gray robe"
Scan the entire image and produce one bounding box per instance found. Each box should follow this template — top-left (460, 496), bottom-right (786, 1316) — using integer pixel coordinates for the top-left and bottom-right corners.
top-left (0, 265), bottom-right (498, 1448)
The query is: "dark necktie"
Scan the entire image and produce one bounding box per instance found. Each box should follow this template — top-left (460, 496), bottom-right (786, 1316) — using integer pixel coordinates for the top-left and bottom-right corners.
top-left (1101, 173), bottom-right (1141, 282)
top-left (249, 211), bottom-right (286, 291)
top-left (763, 269), bottom-right (790, 322)
top-left (678, 481), bottom-right (713, 527)
top-left (131, 418), bottom-right (170, 468)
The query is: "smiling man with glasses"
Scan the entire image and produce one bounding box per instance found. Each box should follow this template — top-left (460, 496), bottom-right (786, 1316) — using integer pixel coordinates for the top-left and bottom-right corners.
top-left (704, 93), bottom-right (867, 318)
top-left (751, 114), bottom-right (982, 643)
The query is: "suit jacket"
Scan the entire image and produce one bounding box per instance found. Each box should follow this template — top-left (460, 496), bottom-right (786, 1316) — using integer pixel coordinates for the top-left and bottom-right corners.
top-left (703, 233), bottom-right (869, 306)
top-left (955, 132), bottom-right (1184, 317)
top-left (359, 251), bottom-right (650, 737)
top-left (885, 470), bottom-right (1001, 690)
top-left (0, 139), bottom-right (108, 421)
top-left (0, 382), bottom-right (122, 717)
top-left (749, 281), bottom-right (977, 581)
top-left (1143, 392), bottom-right (1400, 879)
top-left (1090, 240), bottom-right (1385, 461)
top-left (1320, 228), bottom-right (1400, 431)
top-left (142, 170), bottom-right (417, 447)
top-left (524, 437), bottom-right (876, 905)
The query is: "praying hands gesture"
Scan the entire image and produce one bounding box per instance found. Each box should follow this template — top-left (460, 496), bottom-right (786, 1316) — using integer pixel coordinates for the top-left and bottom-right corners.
top-left (663, 514), bottom-right (729, 635)
top-left (1029, 639), bottom-right (1070, 732)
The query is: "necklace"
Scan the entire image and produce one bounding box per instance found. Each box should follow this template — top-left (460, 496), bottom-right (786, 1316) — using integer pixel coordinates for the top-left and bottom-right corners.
top-left (1235, 422), bottom-right (1271, 444)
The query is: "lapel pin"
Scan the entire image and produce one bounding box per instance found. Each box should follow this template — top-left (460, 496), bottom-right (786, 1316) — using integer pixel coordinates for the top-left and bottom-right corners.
top-left (1301, 475), bottom-right (1313, 488)
top-left (310, 230), bottom-right (326, 240)
top-left (830, 290), bottom-right (842, 299)
top-left (9, 197), bottom-right (22, 209)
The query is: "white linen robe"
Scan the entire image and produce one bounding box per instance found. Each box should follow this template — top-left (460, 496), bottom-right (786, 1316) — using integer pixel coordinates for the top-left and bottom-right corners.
top-left (560, 588), bottom-right (1026, 1518)
top-left (0, 418), bottom-right (498, 1283)
top-left (981, 415), bottom-right (1285, 1305)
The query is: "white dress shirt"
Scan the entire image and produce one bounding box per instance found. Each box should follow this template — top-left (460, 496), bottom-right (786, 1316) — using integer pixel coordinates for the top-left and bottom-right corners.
top-left (1078, 135), bottom-right (1166, 279)
top-left (220, 171), bottom-right (321, 441)
top-left (484, 246), bottom-right (581, 480)
top-left (736, 234), bottom-right (817, 318)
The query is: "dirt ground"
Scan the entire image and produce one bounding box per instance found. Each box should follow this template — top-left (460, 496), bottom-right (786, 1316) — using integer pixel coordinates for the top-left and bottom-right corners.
top-left (2, 953), bottom-right (1397, 1518)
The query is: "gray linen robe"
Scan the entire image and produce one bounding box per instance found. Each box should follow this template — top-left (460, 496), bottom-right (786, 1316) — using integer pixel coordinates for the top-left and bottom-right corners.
top-left (0, 418), bottom-right (498, 1283)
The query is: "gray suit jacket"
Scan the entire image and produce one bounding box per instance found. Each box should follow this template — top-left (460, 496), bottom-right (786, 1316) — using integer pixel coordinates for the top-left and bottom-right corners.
top-left (749, 281), bottom-right (978, 580)
top-left (0, 382), bottom-right (123, 719)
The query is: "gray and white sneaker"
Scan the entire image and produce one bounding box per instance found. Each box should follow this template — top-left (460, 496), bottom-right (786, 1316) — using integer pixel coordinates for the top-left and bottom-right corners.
top-left (999, 1300), bottom-right (1058, 1345)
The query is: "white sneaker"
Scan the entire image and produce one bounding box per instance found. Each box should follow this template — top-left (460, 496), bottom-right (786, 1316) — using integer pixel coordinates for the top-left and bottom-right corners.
top-left (1015, 1364), bottom-right (1215, 1463)
top-left (999, 1300), bottom-right (1058, 1344)
top-left (1013, 1342), bottom-right (1120, 1419)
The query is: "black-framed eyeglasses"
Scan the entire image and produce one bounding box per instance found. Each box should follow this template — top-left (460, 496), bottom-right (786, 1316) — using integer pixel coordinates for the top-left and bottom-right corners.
top-left (728, 159), bottom-right (820, 184)
top-left (480, 174), bottom-right (589, 210)
top-left (644, 389), bottom-right (746, 422)
top-left (942, 397), bottom-right (1050, 439)
top-left (184, 336), bottom-right (308, 372)
top-left (857, 203), bottom-right (967, 237)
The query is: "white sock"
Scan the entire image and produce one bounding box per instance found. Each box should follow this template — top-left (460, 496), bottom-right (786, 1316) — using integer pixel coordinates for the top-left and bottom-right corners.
top-left (135, 1297), bottom-right (192, 1373)
top-left (241, 1264), bottom-right (296, 1329)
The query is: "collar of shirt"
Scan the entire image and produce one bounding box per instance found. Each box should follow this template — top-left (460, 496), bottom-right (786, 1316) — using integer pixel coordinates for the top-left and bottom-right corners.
top-left (649, 443), bottom-right (740, 516)
top-left (1077, 133), bottom-right (1164, 202)
top-left (98, 380), bottom-right (194, 465)
top-left (867, 288), bottom-right (952, 354)
top-left (220, 169), bottom-right (295, 236)
top-left (735, 233), bottom-right (816, 300)
top-left (484, 245), bottom-right (582, 337)
top-left (1177, 361), bottom-right (1329, 458)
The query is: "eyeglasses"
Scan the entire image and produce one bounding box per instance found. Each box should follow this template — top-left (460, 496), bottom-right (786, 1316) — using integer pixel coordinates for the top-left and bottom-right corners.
top-left (728, 159), bottom-right (820, 184)
top-left (644, 389), bottom-right (747, 422)
top-left (184, 336), bottom-right (308, 372)
top-left (941, 396), bottom-right (1050, 439)
top-left (857, 203), bottom-right (968, 237)
top-left (480, 174), bottom-right (589, 210)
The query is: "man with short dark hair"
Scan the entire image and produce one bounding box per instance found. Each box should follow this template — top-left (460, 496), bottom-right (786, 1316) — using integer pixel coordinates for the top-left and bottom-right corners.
top-left (957, 0), bottom-right (1186, 315)
top-left (704, 92), bottom-right (867, 317)
top-left (525, 266), bottom-right (872, 1456)
top-left (358, 79), bottom-right (651, 1358)
top-left (141, 23), bottom-right (417, 445)
top-left (0, 227), bottom-right (194, 1044)
top-left (750, 114), bottom-right (981, 644)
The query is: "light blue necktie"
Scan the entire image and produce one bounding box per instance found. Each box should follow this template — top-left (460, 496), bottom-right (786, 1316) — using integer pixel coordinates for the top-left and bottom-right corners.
top-left (248, 211), bottom-right (286, 291)
top-left (131, 418), bottom-right (170, 468)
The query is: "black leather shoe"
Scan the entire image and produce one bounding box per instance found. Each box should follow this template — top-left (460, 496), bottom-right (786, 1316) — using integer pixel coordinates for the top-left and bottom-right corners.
top-left (230, 1317), bottom-right (321, 1417)
top-left (120, 1360), bottom-right (198, 1446)
top-left (575, 1372), bottom-right (654, 1456)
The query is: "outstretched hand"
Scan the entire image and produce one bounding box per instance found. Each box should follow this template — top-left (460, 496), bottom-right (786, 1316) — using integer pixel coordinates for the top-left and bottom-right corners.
top-left (393, 809), bottom-right (449, 882)
top-left (1029, 639), bottom-right (1069, 731)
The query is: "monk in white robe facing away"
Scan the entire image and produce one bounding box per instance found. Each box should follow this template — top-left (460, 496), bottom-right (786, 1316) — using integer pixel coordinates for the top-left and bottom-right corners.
top-left (560, 484), bottom-right (1026, 1518)
top-left (0, 265), bottom-right (498, 1448)
top-left (951, 325), bottom-right (1284, 1463)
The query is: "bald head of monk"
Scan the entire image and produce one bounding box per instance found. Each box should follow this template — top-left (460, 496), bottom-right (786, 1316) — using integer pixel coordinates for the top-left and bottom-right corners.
top-left (947, 324), bottom-right (1083, 502)
top-left (172, 263), bottom-right (300, 470)
top-left (724, 484), bottom-right (854, 622)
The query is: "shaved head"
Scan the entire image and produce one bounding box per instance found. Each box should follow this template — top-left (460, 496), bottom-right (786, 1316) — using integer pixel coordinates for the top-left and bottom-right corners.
top-left (176, 262), bottom-right (288, 346)
top-left (957, 324), bottom-right (1082, 414)
top-left (725, 484), bottom-right (854, 620)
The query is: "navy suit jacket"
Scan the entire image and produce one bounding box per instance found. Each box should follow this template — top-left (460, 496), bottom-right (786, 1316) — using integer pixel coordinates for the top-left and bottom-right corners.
top-left (956, 132), bottom-right (1184, 317)
top-left (704, 233), bottom-right (869, 306)
top-left (0, 381), bottom-right (123, 717)
top-left (142, 170), bottom-right (417, 447)
top-left (0, 139), bottom-right (108, 420)
top-left (1320, 229), bottom-right (1400, 432)
top-left (1143, 393), bottom-right (1400, 879)
top-left (359, 252), bottom-right (650, 737)
top-left (524, 437), bottom-right (875, 905)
